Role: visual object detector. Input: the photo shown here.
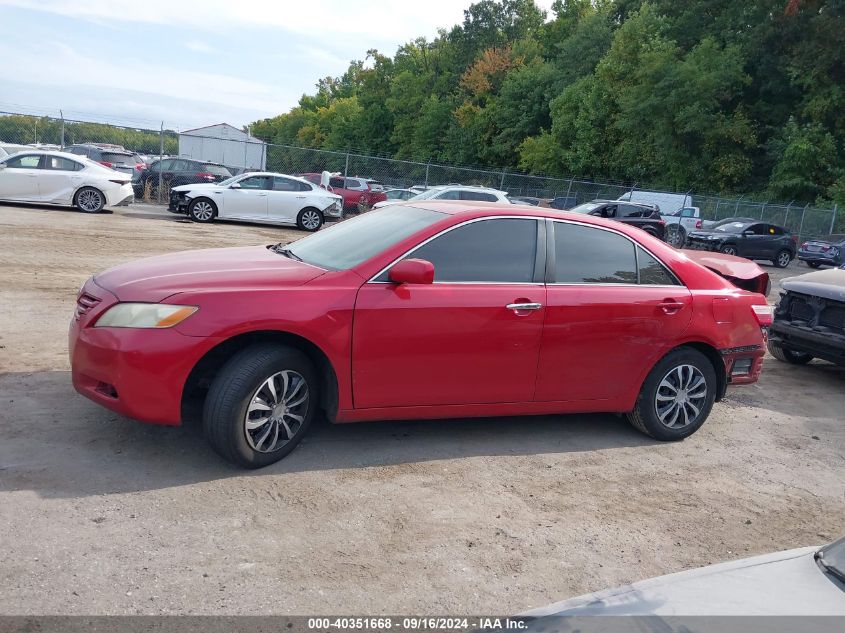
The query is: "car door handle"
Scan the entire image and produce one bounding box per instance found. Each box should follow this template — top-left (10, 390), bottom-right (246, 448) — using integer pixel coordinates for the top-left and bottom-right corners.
top-left (296, 196), bottom-right (306, 199)
top-left (257, 193), bottom-right (268, 197)
top-left (506, 302), bottom-right (542, 311)
top-left (658, 301), bottom-right (685, 314)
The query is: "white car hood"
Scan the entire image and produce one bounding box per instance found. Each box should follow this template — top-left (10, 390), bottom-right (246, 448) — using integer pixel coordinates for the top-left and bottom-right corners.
top-left (523, 547), bottom-right (845, 616)
top-left (172, 183), bottom-right (220, 193)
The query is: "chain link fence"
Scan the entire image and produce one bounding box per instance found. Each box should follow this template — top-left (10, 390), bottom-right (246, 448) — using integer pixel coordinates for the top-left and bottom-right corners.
top-left (1, 110), bottom-right (842, 242)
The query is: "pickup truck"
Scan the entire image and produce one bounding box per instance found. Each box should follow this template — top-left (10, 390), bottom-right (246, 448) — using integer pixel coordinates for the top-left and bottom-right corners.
top-left (662, 206), bottom-right (702, 247)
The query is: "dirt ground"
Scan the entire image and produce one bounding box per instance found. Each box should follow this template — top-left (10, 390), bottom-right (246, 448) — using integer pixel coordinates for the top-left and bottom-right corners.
top-left (0, 202), bottom-right (843, 615)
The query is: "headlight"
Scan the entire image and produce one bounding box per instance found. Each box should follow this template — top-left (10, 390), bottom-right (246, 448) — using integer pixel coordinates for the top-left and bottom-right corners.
top-left (95, 303), bottom-right (198, 328)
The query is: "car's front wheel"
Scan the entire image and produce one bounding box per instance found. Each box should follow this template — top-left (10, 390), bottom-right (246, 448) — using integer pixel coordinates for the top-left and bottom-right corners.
top-left (296, 207), bottom-right (324, 232)
top-left (666, 224), bottom-right (686, 248)
top-left (773, 250), bottom-right (792, 268)
top-left (627, 348), bottom-right (717, 441)
top-left (768, 341), bottom-right (813, 365)
top-left (75, 187), bottom-right (106, 213)
top-left (188, 198), bottom-right (217, 223)
top-left (203, 344), bottom-right (318, 468)
top-left (719, 244), bottom-right (738, 256)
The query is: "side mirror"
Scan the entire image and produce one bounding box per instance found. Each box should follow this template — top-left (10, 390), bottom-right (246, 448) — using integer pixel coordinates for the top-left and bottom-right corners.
top-left (230, 182), bottom-right (241, 189)
top-left (388, 259), bottom-right (435, 285)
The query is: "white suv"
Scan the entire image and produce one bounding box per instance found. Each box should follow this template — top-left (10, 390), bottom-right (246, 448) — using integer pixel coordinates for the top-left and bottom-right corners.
top-left (372, 185), bottom-right (510, 209)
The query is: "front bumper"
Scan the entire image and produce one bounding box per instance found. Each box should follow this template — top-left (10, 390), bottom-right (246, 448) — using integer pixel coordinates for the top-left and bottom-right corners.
top-left (169, 190), bottom-right (189, 213)
top-left (770, 322), bottom-right (845, 365)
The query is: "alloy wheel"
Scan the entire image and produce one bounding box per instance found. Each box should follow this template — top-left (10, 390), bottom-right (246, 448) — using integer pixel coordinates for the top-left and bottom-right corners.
top-left (654, 364), bottom-right (708, 429)
top-left (77, 189), bottom-right (103, 212)
top-left (301, 210), bottom-right (321, 230)
top-left (777, 251), bottom-right (791, 267)
top-left (666, 225), bottom-right (685, 247)
top-left (192, 201), bottom-right (214, 221)
top-left (243, 370), bottom-right (310, 453)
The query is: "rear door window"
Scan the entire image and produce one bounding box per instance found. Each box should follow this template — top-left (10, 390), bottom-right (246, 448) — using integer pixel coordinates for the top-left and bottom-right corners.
top-left (435, 190), bottom-right (461, 200)
top-left (461, 191), bottom-right (498, 202)
top-left (274, 176), bottom-right (310, 192)
top-left (45, 156), bottom-right (83, 171)
top-left (637, 247), bottom-right (678, 285)
top-left (553, 222), bottom-right (637, 284)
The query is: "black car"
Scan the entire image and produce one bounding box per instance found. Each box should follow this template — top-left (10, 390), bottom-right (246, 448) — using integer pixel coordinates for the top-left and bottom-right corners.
top-left (798, 234), bottom-right (845, 268)
top-left (768, 264), bottom-right (845, 366)
top-left (135, 158), bottom-right (232, 196)
top-left (686, 219), bottom-right (796, 268)
top-left (65, 143), bottom-right (145, 178)
top-left (566, 200), bottom-right (666, 241)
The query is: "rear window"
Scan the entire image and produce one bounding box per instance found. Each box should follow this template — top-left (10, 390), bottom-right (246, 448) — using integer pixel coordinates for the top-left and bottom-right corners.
top-left (201, 164), bottom-right (232, 176)
top-left (102, 152), bottom-right (141, 165)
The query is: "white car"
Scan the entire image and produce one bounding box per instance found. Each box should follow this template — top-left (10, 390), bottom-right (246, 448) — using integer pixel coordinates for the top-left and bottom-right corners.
top-left (372, 185), bottom-right (511, 209)
top-left (169, 172), bottom-right (343, 232)
top-left (0, 150), bottom-right (134, 213)
top-left (0, 142), bottom-right (33, 160)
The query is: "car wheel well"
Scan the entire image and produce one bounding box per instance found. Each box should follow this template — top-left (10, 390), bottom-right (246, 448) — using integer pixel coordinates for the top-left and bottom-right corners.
top-left (673, 342), bottom-right (727, 402)
top-left (181, 330), bottom-right (338, 424)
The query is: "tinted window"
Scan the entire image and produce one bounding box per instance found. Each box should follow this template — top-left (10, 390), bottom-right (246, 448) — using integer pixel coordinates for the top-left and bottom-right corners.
top-left (288, 206), bottom-right (445, 271)
top-left (329, 177), bottom-right (345, 188)
top-left (102, 152), bottom-right (138, 165)
top-left (346, 178), bottom-right (365, 190)
top-left (618, 204), bottom-right (652, 218)
top-left (274, 176), bottom-right (310, 192)
top-left (714, 221), bottom-right (752, 233)
top-left (768, 225), bottom-right (785, 236)
top-left (435, 189), bottom-right (461, 200)
top-left (202, 164), bottom-right (231, 176)
top-left (156, 159), bottom-right (175, 170)
top-left (461, 191), bottom-right (498, 202)
top-left (68, 147), bottom-right (89, 156)
top-left (409, 218), bottom-right (537, 283)
top-left (637, 247), bottom-right (678, 285)
top-left (747, 224), bottom-right (769, 236)
top-left (4, 155), bottom-right (41, 168)
top-left (553, 222), bottom-right (637, 284)
top-left (45, 156), bottom-right (83, 171)
top-left (238, 175), bottom-right (272, 190)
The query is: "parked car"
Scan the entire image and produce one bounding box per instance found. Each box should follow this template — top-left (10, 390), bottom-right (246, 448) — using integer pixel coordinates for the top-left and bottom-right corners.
top-left (566, 199), bottom-right (667, 241)
top-left (372, 185), bottom-right (511, 209)
top-left (700, 216), bottom-right (757, 229)
top-left (299, 173), bottom-right (387, 212)
top-left (686, 220), bottom-right (797, 267)
top-left (509, 196), bottom-right (542, 206)
top-left (136, 158), bottom-right (232, 195)
top-left (65, 144), bottom-right (145, 178)
top-left (768, 264), bottom-right (845, 366)
top-left (522, 536), bottom-right (845, 616)
top-left (798, 234), bottom-right (845, 268)
top-left (662, 206), bottom-right (703, 247)
top-left (70, 203), bottom-right (772, 468)
top-left (0, 150), bottom-right (133, 212)
top-left (384, 188), bottom-right (416, 202)
top-left (0, 142), bottom-right (33, 160)
top-left (549, 195), bottom-right (577, 210)
top-left (168, 172), bottom-right (342, 231)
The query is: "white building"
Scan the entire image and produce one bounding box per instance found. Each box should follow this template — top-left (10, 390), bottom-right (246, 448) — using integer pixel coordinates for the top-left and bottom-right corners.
top-left (178, 123), bottom-right (267, 172)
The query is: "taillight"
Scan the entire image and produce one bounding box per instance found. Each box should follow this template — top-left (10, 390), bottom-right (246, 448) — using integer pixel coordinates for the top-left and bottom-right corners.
top-left (99, 161), bottom-right (113, 168)
top-left (695, 220), bottom-right (702, 229)
top-left (135, 164), bottom-right (144, 171)
top-left (790, 235), bottom-right (798, 244)
top-left (800, 242), bottom-right (809, 249)
top-left (109, 179), bottom-right (130, 185)
top-left (658, 219), bottom-right (666, 225)
top-left (197, 172), bottom-right (215, 180)
top-left (751, 304), bottom-right (774, 327)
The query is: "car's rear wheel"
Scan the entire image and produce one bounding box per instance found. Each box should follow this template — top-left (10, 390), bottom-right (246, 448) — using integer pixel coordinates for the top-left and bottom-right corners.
top-left (627, 348), bottom-right (717, 441)
top-left (203, 344), bottom-right (318, 468)
top-left (188, 198), bottom-right (217, 223)
top-left (75, 187), bottom-right (105, 213)
top-left (767, 341), bottom-right (813, 365)
top-left (666, 224), bottom-right (686, 248)
top-left (773, 250), bottom-right (792, 268)
top-left (296, 207), bottom-right (323, 232)
top-left (807, 261), bottom-right (822, 269)
top-left (719, 244), bottom-right (738, 256)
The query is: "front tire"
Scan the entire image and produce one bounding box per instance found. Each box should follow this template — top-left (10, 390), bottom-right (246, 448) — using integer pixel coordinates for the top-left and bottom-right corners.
top-left (773, 250), bottom-right (792, 268)
top-left (719, 244), bottom-right (738, 256)
top-left (768, 341), bottom-right (813, 365)
top-left (297, 207), bottom-right (324, 232)
top-left (75, 187), bottom-right (105, 213)
top-left (627, 348), bottom-right (717, 441)
top-left (203, 344), bottom-right (318, 468)
top-left (188, 198), bottom-right (217, 223)
top-left (666, 224), bottom-right (686, 248)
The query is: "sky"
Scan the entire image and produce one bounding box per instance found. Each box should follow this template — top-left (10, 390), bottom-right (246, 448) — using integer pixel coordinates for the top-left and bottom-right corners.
top-left (0, 0), bottom-right (554, 131)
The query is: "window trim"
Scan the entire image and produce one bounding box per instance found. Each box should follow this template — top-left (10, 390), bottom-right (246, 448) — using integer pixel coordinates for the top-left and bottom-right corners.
top-left (368, 215), bottom-right (547, 285)
top-left (545, 218), bottom-right (683, 287)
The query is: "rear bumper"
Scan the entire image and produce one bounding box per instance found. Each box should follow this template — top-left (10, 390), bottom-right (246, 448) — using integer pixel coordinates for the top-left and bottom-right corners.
top-left (721, 346), bottom-right (765, 386)
top-left (797, 252), bottom-right (841, 266)
top-left (105, 184), bottom-right (135, 207)
top-left (770, 322), bottom-right (845, 365)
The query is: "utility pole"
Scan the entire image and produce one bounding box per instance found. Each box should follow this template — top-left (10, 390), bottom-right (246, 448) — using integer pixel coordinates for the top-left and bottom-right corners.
top-left (60, 110), bottom-right (65, 147)
top-left (158, 122), bottom-right (164, 204)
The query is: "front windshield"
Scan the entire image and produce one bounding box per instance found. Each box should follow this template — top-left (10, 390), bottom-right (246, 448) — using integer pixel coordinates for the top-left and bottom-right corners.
top-left (408, 188), bottom-right (446, 201)
top-left (714, 222), bottom-right (751, 233)
top-left (218, 175), bottom-right (242, 187)
top-left (569, 202), bottom-right (602, 214)
top-left (284, 206), bottom-right (446, 270)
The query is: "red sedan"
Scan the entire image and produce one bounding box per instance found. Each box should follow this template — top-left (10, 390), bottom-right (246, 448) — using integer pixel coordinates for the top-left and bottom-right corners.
top-left (69, 203), bottom-right (773, 468)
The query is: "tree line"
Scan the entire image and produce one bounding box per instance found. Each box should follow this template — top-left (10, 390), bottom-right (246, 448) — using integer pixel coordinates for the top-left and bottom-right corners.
top-left (250, 0), bottom-right (844, 205)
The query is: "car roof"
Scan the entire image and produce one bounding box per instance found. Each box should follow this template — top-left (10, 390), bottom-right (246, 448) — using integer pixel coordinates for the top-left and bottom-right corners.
top-left (587, 199), bottom-right (656, 207)
top-left (5, 149), bottom-right (90, 160)
top-left (237, 171), bottom-right (314, 183)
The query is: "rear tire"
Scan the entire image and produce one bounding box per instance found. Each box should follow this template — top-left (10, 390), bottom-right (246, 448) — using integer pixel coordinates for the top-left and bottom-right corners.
top-left (296, 207), bottom-right (324, 232)
top-left (188, 198), bottom-right (217, 223)
top-left (203, 344), bottom-right (318, 468)
top-left (627, 348), bottom-right (717, 441)
top-left (666, 224), bottom-right (686, 248)
top-left (768, 341), bottom-right (813, 365)
top-left (773, 250), bottom-right (792, 268)
top-left (75, 187), bottom-right (105, 213)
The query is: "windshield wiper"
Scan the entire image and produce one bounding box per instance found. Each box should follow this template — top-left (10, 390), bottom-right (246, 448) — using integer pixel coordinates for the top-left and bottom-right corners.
top-left (269, 244), bottom-right (302, 261)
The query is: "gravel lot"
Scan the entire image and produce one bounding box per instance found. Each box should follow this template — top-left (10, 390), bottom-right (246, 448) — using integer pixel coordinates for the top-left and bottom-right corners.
top-left (1, 202), bottom-right (843, 615)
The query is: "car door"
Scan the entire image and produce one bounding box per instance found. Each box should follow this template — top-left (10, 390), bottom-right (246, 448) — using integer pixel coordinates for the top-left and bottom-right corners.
top-left (738, 223), bottom-right (769, 258)
top-left (220, 175), bottom-right (270, 219)
top-left (0, 154), bottom-right (43, 200)
top-left (353, 217), bottom-right (546, 409)
top-left (168, 160), bottom-right (191, 187)
top-left (267, 176), bottom-right (307, 223)
top-left (535, 220), bottom-right (692, 403)
top-left (37, 155), bottom-right (85, 203)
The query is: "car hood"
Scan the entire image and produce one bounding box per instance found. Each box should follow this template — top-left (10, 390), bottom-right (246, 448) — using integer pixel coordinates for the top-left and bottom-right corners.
top-left (94, 246), bottom-right (326, 302)
top-left (687, 229), bottom-right (730, 238)
top-left (522, 546), bottom-right (845, 617)
top-left (681, 249), bottom-right (770, 295)
top-left (782, 268), bottom-right (845, 302)
top-left (172, 183), bottom-right (220, 193)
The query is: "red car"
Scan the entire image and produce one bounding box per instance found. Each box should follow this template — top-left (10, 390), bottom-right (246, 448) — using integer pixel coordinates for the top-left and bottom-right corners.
top-left (69, 203), bottom-right (773, 468)
top-left (300, 173), bottom-right (387, 212)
